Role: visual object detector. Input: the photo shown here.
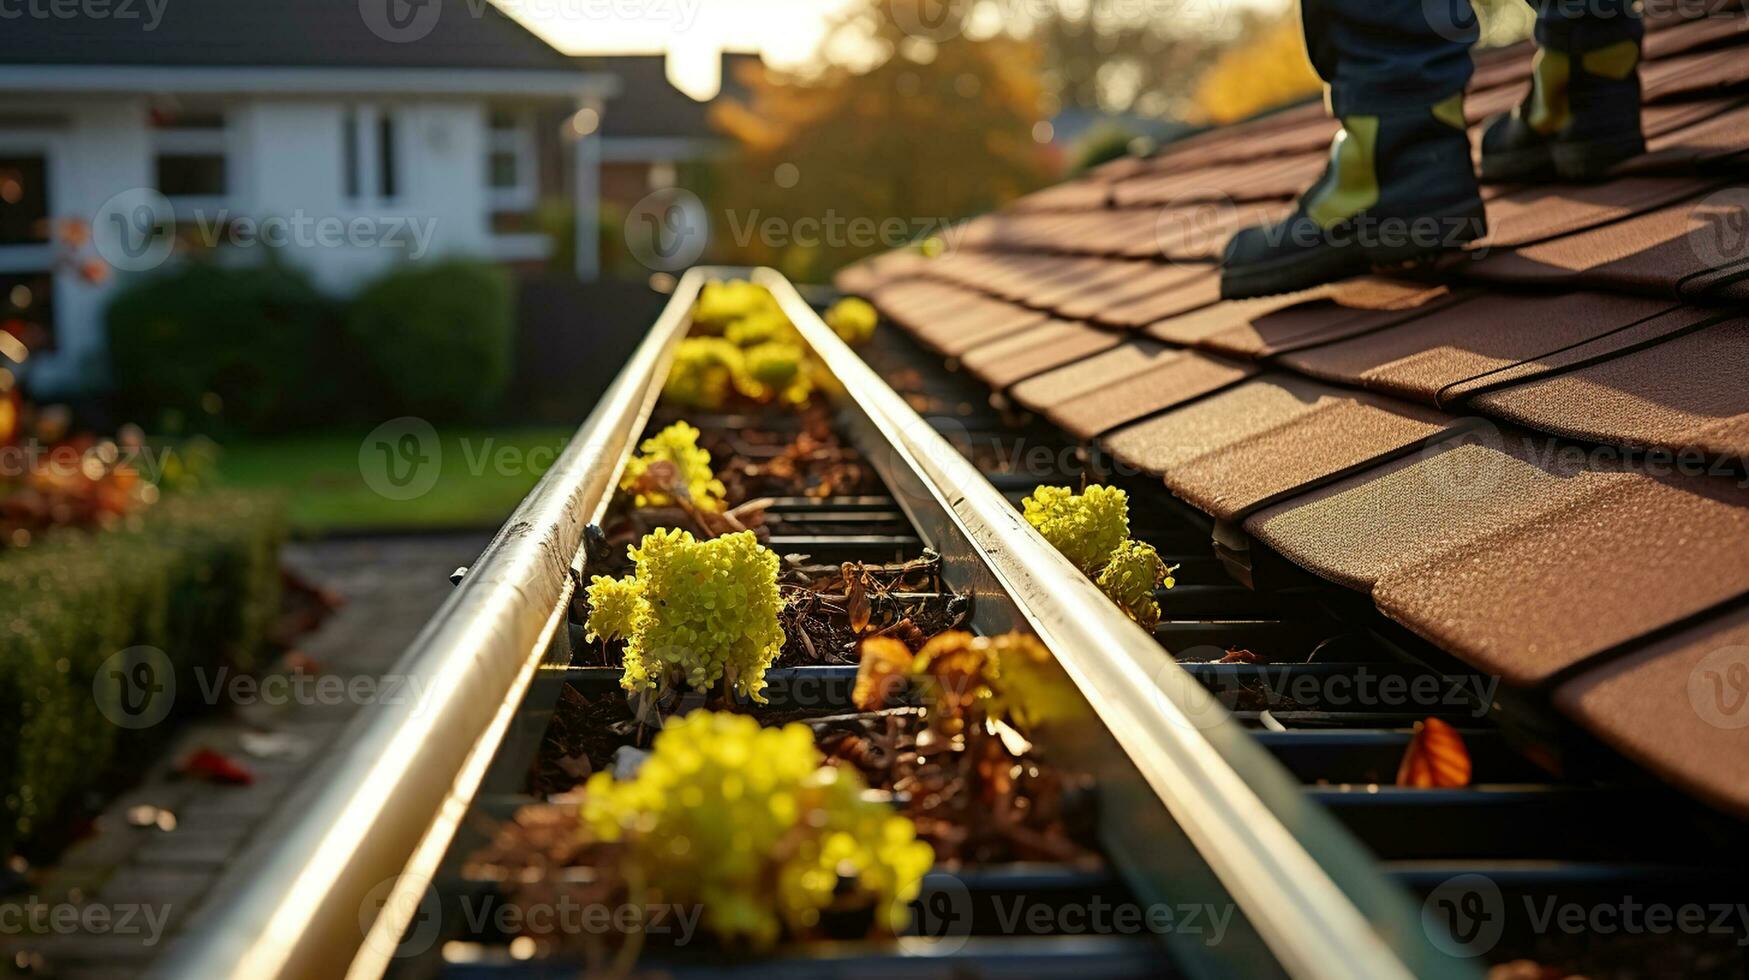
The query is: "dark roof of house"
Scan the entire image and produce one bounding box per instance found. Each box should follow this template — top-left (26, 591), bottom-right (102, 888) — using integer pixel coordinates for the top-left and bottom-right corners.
top-left (573, 53), bottom-right (759, 140)
top-left (0, 0), bottom-right (576, 72)
top-left (839, 5), bottom-right (1749, 817)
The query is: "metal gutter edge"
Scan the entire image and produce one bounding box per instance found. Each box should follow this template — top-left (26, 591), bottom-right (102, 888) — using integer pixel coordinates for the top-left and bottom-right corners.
top-left (148, 269), bottom-right (712, 980)
top-left (758, 269), bottom-right (1475, 980)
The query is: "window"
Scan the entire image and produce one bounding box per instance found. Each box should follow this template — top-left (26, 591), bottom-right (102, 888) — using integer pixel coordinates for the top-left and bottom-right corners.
top-left (486, 109), bottom-right (536, 212)
top-left (151, 106), bottom-right (229, 206)
top-left (343, 105), bottom-right (402, 204)
top-left (0, 157), bottom-right (49, 246)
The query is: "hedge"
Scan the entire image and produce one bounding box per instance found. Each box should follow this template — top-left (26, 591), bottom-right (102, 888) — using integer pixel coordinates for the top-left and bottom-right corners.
top-left (105, 261), bottom-right (344, 437)
top-left (344, 259), bottom-right (515, 422)
top-left (0, 491), bottom-right (283, 856)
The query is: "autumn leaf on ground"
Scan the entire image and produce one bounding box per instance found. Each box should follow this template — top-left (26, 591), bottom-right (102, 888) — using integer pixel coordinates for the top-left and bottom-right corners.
top-left (180, 748), bottom-right (256, 786)
top-left (1396, 717), bottom-right (1472, 788)
top-left (854, 637), bottom-right (914, 711)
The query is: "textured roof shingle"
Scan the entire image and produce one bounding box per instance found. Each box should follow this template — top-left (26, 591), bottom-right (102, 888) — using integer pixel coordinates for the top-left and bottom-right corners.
top-left (841, 4), bottom-right (1749, 815)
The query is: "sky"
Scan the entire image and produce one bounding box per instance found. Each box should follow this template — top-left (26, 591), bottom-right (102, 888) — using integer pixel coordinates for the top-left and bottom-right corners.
top-left (496, 0), bottom-right (862, 99)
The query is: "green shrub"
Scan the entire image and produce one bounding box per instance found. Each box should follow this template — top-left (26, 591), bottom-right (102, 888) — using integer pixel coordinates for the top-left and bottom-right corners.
top-left (0, 491), bottom-right (283, 856)
top-left (105, 261), bottom-right (343, 436)
top-left (345, 259), bottom-right (515, 421)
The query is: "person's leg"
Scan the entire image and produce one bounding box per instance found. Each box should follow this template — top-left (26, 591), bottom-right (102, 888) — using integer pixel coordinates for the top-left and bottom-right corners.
top-left (1481, 0), bottom-right (1645, 180)
top-left (1221, 0), bottom-right (1485, 300)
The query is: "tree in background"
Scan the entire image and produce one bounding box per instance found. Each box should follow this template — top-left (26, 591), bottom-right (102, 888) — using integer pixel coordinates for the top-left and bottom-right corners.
top-left (708, 0), bottom-right (1053, 281)
top-left (1189, 10), bottom-right (1321, 125)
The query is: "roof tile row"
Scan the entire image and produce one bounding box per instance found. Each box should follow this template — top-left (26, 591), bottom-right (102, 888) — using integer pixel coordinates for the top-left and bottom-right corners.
top-left (842, 6), bottom-right (1749, 813)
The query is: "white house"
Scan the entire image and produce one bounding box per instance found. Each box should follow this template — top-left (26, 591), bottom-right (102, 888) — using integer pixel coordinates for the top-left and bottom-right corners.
top-left (0, 0), bottom-right (614, 398)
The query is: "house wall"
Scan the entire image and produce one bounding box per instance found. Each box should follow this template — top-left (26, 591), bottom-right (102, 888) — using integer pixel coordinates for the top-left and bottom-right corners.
top-left (15, 97), bottom-right (504, 399)
top-left (233, 99), bottom-right (491, 293)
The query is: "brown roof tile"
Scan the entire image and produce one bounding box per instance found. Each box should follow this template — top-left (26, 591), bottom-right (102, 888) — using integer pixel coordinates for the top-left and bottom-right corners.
top-left (1017, 347), bottom-right (1258, 439)
top-left (1473, 316), bottom-right (1749, 459)
top-left (1096, 268), bottom-right (1224, 328)
top-left (957, 320), bottom-right (1123, 389)
top-left (1162, 387), bottom-right (1455, 521)
top-left (1553, 606), bottom-right (1749, 818)
top-left (1644, 9), bottom-right (1749, 59)
top-left (1644, 45), bottom-right (1749, 102)
top-left (1276, 290), bottom-right (1679, 404)
top-left (1436, 304), bottom-right (1720, 402)
top-left (1244, 425), bottom-right (1632, 590)
top-left (1148, 278), bottom-right (1464, 357)
top-left (1481, 176), bottom-right (1721, 247)
top-left (1625, 100), bottom-right (1749, 173)
top-left (1373, 470), bottom-right (1749, 685)
top-left (1463, 189), bottom-right (1728, 295)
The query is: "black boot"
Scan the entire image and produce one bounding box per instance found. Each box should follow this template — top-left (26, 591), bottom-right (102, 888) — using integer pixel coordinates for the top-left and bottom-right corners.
top-left (1221, 94), bottom-right (1486, 300)
top-left (1480, 38), bottom-right (1645, 182)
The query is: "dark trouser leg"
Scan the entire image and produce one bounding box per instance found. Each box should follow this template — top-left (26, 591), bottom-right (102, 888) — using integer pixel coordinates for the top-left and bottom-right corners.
top-left (1219, 0), bottom-right (1485, 299)
top-left (1301, 0), bottom-right (1476, 116)
top-left (1481, 0), bottom-right (1645, 179)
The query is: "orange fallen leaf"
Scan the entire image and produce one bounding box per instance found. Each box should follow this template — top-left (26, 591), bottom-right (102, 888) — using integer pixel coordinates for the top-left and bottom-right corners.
top-left (1396, 717), bottom-right (1471, 788)
top-left (853, 637), bottom-right (914, 711)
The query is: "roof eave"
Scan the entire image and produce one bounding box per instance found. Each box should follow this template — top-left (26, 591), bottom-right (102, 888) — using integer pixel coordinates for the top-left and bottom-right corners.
top-left (0, 65), bottom-right (620, 99)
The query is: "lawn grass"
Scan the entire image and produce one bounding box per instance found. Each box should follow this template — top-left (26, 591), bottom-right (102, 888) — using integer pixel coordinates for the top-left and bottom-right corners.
top-left (213, 426), bottom-right (575, 534)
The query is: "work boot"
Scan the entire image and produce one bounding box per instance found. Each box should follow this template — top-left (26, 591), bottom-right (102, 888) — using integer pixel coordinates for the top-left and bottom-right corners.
top-left (1480, 38), bottom-right (1645, 182)
top-left (1221, 94), bottom-right (1486, 300)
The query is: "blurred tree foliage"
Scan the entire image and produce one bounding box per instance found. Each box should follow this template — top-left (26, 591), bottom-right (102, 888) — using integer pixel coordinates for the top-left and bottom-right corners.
top-left (1030, 0), bottom-right (1259, 121)
top-left (1189, 11), bottom-right (1321, 125)
top-left (708, 0), bottom-right (1054, 281)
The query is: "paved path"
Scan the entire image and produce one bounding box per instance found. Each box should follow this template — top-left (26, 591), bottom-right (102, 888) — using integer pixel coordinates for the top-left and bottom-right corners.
top-left (4, 534), bottom-right (491, 979)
